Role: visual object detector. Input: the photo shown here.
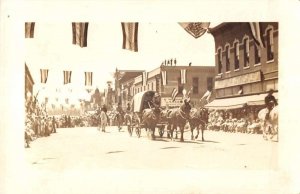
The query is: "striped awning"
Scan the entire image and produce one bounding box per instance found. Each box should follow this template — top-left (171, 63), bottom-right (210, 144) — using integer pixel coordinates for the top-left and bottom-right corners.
top-left (205, 92), bottom-right (278, 110)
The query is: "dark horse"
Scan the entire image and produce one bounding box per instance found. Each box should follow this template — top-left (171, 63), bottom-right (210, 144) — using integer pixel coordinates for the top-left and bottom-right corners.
top-left (141, 106), bottom-right (161, 140)
top-left (189, 108), bottom-right (209, 141)
top-left (165, 98), bottom-right (192, 142)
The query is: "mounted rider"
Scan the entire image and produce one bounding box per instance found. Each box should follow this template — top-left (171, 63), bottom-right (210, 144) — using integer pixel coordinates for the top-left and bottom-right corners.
top-left (264, 89), bottom-right (278, 120)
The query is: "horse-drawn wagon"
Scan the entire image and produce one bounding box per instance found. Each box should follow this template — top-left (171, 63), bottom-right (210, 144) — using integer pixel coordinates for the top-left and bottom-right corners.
top-left (126, 91), bottom-right (166, 139)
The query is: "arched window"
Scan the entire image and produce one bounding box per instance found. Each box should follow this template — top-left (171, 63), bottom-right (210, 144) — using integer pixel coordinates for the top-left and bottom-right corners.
top-left (243, 37), bottom-right (249, 67)
top-left (217, 48), bottom-right (222, 74)
top-left (225, 44), bottom-right (230, 72)
top-left (233, 40), bottom-right (240, 70)
top-left (266, 27), bottom-right (274, 61)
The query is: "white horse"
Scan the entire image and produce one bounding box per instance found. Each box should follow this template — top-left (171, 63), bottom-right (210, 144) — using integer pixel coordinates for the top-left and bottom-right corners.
top-left (258, 105), bottom-right (278, 141)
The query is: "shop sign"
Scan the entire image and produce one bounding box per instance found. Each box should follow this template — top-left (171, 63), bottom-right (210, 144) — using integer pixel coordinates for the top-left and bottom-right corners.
top-left (215, 71), bottom-right (261, 89)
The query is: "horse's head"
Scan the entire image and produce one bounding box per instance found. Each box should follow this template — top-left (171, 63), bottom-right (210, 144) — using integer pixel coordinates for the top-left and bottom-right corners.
top-left (181, 97), bottom-right (192, 114)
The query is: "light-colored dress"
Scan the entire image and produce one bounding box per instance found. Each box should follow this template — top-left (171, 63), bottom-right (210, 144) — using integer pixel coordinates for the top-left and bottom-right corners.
top-left (100, 111), bottom-right (107, 131)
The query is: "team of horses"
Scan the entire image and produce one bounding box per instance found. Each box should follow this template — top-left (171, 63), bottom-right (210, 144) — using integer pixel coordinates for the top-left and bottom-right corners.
top-left (115, 99), bottom-right (278, 142)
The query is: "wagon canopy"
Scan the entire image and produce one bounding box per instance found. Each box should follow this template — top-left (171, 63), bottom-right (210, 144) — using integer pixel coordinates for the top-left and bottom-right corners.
top-left (132, 91), bottom-right (156, 112)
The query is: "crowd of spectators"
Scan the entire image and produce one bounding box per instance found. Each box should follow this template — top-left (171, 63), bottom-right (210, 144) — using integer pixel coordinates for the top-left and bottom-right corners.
top-left (206, 107), bottom-right (262, 134)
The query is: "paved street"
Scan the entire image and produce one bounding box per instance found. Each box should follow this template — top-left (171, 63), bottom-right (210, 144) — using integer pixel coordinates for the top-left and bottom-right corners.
top-left (23, 126), bottom-right (280, 194)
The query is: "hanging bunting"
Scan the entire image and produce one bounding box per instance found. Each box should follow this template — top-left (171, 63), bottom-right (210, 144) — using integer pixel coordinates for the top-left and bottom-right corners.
top-left (72, 22), bottom-right (89, 47)
top-left (121, 22), bottom-right (139, 52)
top-left (161, 71), bottom-right (167, 86)
top-left (40, 69), bottom-right (49, 84)
top-left (25, 22), bottom-right (35, 38)
top-left (249, 22), bottom-right (265, 48)
top-left (179, 22), bottom-right (210, 38)
top-left (63, 71), bottom-right (72, 85)
top-left (85, 72), bottom-right (93, 86)
top-left (142, 71), bottom-right (148, 86)
top-left (180, 69), bottom-right (186, 84)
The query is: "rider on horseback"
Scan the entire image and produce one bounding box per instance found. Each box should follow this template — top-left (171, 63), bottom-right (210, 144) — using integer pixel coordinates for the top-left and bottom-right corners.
top-left (265, 89), bottom-right (277, 120)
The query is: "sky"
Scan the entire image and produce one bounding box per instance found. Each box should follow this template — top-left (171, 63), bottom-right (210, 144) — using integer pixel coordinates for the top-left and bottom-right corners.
top-left (25, 22), bottom-right (218, 102)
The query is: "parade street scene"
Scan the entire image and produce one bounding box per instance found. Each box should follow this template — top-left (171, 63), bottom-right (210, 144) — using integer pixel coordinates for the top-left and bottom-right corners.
top-left (24, 22), bottom-right (279, 194)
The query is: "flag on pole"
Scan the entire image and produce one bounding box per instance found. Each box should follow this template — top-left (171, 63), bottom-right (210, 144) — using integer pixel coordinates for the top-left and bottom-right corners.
top-left (85, 72), bottom-right (93, 86)
top-left (142, 71), bottom-right (148, 86)
top-left (179, 22), bottom-right (210, 38)
top-left (63, 71), bottom-right (72, 85)
top-left (161, 70), bottom-right (167, 86)
top-left (201, 90), bottom-right (212, 101)
top-left (40, 69), bottom-right (49, 84)
top-left (121, 22), bottom-right (139, 52)
top-left (171, 88), bottom-right (178, 102)
top-left (25, 22), bottom-right (35, 38)
top-left (180, 69), bottom-right (186, 84)
top-left (249, 22), bottom-right (265, 48)
top-left (72, 22), bottom-right (89, 47)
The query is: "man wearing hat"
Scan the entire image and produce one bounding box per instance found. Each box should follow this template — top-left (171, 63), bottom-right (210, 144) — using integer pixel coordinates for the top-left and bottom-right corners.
top-left (264, 89), bottom-right (278, 120)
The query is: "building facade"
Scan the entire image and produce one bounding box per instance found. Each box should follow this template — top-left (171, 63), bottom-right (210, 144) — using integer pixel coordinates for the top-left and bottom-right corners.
top-left (118, 65), bottom-right (215, 108)
top-left (207, 22), bottom-right (278, 109)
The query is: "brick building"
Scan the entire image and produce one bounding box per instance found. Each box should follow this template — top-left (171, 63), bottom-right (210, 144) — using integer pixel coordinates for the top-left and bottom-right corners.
top-left (206, 22), bottom-right (278, 109)
top-left (118, 65), bottom-right (215, 108)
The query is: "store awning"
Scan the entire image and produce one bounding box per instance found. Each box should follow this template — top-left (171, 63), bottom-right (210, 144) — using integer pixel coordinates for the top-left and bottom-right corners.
top-left (205, 92), bottom-right (278, 110)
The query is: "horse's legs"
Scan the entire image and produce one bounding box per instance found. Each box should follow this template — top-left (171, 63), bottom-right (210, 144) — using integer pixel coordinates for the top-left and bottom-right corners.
top-left (201, 124), bottom-right (205, 141)
top-left (180, 126), bottom-right (184, 142)
top-left (151, 126), bottom-right (156, 140)
top-left (190, 124), bottom-right (194, 140)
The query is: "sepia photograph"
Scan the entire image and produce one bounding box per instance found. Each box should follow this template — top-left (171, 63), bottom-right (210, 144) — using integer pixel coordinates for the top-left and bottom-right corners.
top-left (1, 1), bottom-right (300, 194)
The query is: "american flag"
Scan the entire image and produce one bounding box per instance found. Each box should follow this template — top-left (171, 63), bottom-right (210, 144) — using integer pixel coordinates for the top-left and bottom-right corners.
top-left (179, 22), bottom-right (210, 39)
top-left (171, 88), bottom-right (178, 102)
top-left (161, 71), bottom-right (167, 86)
top-left (121, 22), bottom-right (138, 52)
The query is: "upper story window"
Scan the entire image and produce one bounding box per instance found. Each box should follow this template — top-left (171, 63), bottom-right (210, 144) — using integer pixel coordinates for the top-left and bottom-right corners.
top-left (234, 41), bottom-right (240, 70)
top-left (254, 43), bottom-right (261, 64)
top-left (266, 28), bottom-right (274, 61)
top-left (217, 48), bottom-right (222, 74)
top-left (243, 38), bottom-right (250, 67)
top-left (192, 77), bottom-right (199, 94)
top-left (207, 77), bottom-right (213, 91)
top-left (225, 45), bottom-right (230, 72)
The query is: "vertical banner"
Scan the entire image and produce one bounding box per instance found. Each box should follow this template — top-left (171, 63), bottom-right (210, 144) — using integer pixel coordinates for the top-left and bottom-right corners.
top-left (161, 70), bottom-right (167, 86)
top-left (121, 22), bottom-right (139, 52)
top-left (249, 22), bottom-right (265, 48)
top-left (180, 69), bottom-right (186, 84)
top-left (179, 22), bottom-right (210, 38)
top-left (63, 71), bottom-right (72, 85)
top-left (40, 69), bottom-right (49, 84)
top-left (85, 72), bottom-right (93, 86)
top-left (142, 72), bottom-right (148, 86)
top-left (72, 22), bottom-right (89, 47)
top-left (25, 22), bottom-right (35, 38)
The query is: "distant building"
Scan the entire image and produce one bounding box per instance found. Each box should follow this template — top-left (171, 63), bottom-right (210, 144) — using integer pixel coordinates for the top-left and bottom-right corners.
top-left (118, 65), bottom-right (215, 108)
top-left (206, 22), bottom-right (278, 109)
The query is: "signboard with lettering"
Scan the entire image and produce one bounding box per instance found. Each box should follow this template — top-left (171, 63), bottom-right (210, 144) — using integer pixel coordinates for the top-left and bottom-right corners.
top-left (161, 97), bottom-right (183, 107)
top-left (215, 71), bottom-right (261, 89)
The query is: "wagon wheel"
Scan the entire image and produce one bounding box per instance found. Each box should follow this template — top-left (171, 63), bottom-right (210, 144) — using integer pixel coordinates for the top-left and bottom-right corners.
top-left (158, 125), bottom-right (164, 137)
top-left (135, 114), bottom-right (141, 138)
